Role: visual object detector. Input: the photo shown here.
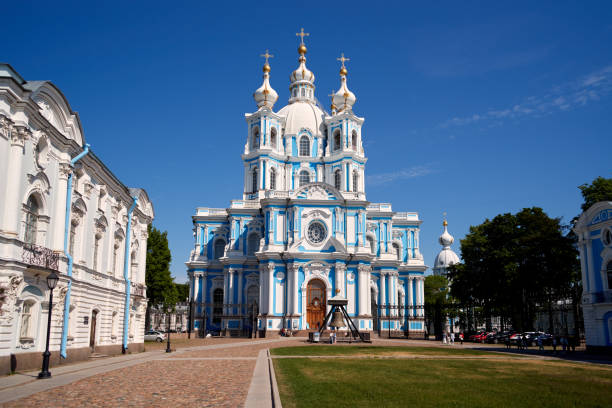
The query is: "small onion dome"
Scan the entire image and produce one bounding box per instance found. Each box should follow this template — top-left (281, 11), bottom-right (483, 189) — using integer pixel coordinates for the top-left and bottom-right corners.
top-left (332, 67), bottom-right (356, 112)
top-left (253, 62), bottom-right (278, 109)
top-left (438, 220), bottom-right (454, 248)
top-left (290, 45), bottom-right (315, 84)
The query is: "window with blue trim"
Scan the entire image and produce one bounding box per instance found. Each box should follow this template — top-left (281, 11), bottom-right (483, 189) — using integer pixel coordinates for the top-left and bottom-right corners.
top-left (299, 136), bottom-right (310, 156)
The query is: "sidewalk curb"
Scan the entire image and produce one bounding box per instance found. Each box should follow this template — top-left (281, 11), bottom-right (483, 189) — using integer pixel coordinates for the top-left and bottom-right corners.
top-left (268, 349), bottom-right (282, 408)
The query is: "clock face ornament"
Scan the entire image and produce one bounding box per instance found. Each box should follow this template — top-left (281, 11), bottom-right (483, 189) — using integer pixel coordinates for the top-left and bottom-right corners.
top-left (307, 221), bottom-right (326, 244)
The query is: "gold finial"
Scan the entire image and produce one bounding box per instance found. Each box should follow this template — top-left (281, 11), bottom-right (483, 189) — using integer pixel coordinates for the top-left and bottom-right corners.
top-left (328, 90), bottom-right (336, 111)
top-left (443, 212), bottom-right (448, 227)
top-left (337, 53), bottom-right (350, 76)
top-left (296, 27), bottom-right (309, 55)
top-left (260, 49), bottom-right (274, 72)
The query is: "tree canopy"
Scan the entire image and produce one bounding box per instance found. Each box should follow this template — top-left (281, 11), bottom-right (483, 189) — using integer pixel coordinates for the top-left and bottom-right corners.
top-left (448, 207), bottom-right (579, 332)
top-left (145, 224), bottom-right (177, 327)
top-left (578, 176), bottom-right (612, 211)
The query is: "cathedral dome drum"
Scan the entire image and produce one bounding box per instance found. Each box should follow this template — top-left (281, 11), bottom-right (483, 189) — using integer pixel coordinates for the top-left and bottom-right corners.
top-left (277, 101), bottom-right (325, 136)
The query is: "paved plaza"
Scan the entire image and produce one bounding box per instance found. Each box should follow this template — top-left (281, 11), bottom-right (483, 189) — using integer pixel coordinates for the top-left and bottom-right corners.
top-left (0, 337), bottom-right (608, 407)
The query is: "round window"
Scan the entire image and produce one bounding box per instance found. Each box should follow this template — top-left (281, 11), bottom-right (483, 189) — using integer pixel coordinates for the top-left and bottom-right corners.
top-left (307, 221), bottom-right (327, 244)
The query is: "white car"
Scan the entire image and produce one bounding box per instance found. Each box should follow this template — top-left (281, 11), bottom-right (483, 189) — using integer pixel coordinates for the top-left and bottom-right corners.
top-left (144, 330), bottom-right (165, 342)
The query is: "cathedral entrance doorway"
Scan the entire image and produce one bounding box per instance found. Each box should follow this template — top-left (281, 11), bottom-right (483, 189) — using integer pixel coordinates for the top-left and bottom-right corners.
top-left (371, 289), bottom-right (379, 332)
top-left (306, 279), bottom-right (326, 330)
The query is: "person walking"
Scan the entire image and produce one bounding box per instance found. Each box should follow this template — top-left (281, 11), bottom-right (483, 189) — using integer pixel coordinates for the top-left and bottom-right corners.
top-left (537, 337), bottom-right (544, 351)
top-left (459, 332), bottom-right (464, 345)
top-left (442, 332), bottom-right (447, 345)
top-left (552, 336), bottom-right (557, 355)
top-left (450, 332), bottom-right (455, 345)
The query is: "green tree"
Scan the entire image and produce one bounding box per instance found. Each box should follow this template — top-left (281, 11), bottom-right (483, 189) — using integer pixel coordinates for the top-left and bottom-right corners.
top-left (145, 225), bottom-right (174, 330)
top-left (424, 275), bottom-right (450, 339)
top-left (578, 176), bottom-right (612, 211)
top-left (175, 283), bottom-right (190, 302)
top-left (449, 207), bottom-right (579, 333)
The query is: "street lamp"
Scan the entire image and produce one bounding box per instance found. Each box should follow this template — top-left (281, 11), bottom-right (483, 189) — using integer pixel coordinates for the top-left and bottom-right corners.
top-left (38, 271), bottom-right (59, 379)
top-left (166, 312), bottom-right (172, 353)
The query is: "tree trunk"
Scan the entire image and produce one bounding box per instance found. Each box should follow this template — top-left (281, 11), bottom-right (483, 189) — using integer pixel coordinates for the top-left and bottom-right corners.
top-left (145, 303), bottom-right (152, 332)
top-left (547, 296), bottom-right (554, 334)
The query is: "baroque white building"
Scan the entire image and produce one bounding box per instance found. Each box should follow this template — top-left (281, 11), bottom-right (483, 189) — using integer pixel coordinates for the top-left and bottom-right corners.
top-left (186, 34), bottom-right (427, 337)
top-left (0, 64), bottom-right (154, 374)
top-left (574, 201), bottom-right (612, 353)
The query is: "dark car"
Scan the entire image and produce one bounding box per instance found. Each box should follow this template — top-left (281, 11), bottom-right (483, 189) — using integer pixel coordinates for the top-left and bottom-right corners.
top-left (534, 333), bottom-right (553, 346)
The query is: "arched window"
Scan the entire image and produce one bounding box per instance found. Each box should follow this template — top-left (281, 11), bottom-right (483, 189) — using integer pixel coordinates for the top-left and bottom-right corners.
top-left (130, 251), bottom-right (137, 280)
top-left (393, 243), bottom-right (401, 261)
top-left (333, 130), bottom-right (341, 151)
top-left (252, 167), bottom-right (258, 193)
top-left (367, 236), bottom-right (375, 254)
top-left (607, 261), bottom-right (612, 290)
top-left (270, 168), bottom-right (276, 190)
top-left (111, 311), bottom-right (118, 338)
top-left (213, 288), bottom-right (224, 325)
top-left (334, 170), bottom-right (342, 190)
top-left (299, 136), bottom-right (310, 156)
top-left (20, 300), bottom-right (34, 338)
top-left (351, 131), bottom-right (358, 151)
top-left (252, 128), bottom-right (260, 150)
top-left (214, 239), bottom-right (225, 260)
top-left (69, 220), bottom-right (78, 255)
top-left (301, 88), bottom-right (305, 97)
top-left (247, 233), bottom-right (260, 256)
top-left (24, 195), bottom-right (39, 245)
top-left (270, 128), bottom-right (277, 150)
top-left (293, 89), bottom-right (297, 97)
top-left (299, 170), bottom-right (310, 187)
top-left (352, 171), bottom-right (359, 192)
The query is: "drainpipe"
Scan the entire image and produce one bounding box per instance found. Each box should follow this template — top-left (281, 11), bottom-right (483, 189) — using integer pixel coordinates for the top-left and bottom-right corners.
top-left (60, 144), bottom-right (90, 359)
top-left (122, 196), bottom-right (138, 354)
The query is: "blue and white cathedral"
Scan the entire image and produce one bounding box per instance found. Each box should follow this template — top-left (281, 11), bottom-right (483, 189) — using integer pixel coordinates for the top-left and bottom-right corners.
top-left (186, 32), bottom-right (426, 335)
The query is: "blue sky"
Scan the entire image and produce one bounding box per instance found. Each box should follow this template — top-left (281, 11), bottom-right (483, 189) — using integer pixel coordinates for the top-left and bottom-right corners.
top-left (4, 1), bottom-right (611, 283)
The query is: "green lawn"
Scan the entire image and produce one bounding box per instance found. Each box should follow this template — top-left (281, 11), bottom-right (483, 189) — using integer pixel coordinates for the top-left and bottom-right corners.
top-left (271, 345), bottom-right (506, 356)
top-left (273, 352), bottom-right (612, 408)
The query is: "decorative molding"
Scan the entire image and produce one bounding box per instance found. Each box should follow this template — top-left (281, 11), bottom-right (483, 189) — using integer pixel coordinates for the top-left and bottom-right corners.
top-left (303, 209), bottom-right (331, 220)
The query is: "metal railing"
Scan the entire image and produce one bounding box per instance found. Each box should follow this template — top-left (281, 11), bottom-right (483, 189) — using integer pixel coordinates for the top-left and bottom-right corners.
top-left (372, 304), bottom-right (425, 338)
top-left (22, 243), bottom-right (60, 271)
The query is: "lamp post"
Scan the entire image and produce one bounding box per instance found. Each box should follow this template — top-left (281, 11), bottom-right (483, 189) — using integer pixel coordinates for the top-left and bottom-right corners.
top-left (38, 271), bottom-right (59, 379)
top-left (166, 312), bottom-right (172, 353)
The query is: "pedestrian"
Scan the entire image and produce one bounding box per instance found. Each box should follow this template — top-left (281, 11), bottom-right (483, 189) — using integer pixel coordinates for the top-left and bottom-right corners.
top-left (571, 336), bottom-right (577, 352)
top-left (442, 332), bottom-right (447, 344)
top-left (523, 334), bottom-right (529, 350)
top-left (459, 332), bottom-right (464, 345)
top-left (450, 332), bottom-right (455, 345)
top-left (537, 337), bottom-right (543, 351)
top-left (505, 337), bottom-right (511, 349)
top-left (552, 336), bottom-right (557, 354)
top-left (561, 336), bottom-right (568, 354)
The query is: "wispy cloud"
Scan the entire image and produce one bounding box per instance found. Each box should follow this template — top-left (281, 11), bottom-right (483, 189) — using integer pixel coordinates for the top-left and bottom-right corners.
top-left (367, 164), bottom-right (435, 186)
top-left (439, 65), bottom-right (612, 129)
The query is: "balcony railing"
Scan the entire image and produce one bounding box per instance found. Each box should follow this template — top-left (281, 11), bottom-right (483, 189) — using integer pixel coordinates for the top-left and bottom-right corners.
top-left (22, 243), bottom-right (60, 271)
top-left (131, 282), bottom-right (145, 297)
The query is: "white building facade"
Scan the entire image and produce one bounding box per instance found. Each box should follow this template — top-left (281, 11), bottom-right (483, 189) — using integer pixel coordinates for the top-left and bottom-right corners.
top-left (186, 36), bottom-right (426, 337)
top-left (0, 64), bottom-right (154, 374)
top-left (574, 201), bottom-right (612, 353)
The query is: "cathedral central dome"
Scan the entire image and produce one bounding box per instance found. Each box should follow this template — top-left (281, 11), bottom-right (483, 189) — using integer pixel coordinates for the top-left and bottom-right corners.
top-left (277, 101), bottom-right (325, 136)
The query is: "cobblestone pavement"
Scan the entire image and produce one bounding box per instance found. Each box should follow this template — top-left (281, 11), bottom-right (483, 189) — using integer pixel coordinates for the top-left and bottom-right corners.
top-left (1, 337), bottom-right (302, 408)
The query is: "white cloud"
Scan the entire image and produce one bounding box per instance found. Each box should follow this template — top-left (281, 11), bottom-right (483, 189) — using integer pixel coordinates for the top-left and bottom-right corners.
top-left (439, 65), bottom-right (612, 129)
top-left (367, 165), bottom-right (435, 186)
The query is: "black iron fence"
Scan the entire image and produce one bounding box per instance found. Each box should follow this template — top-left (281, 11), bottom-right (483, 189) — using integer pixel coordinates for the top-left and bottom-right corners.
top-left (188, 302), bottom-right (259, 338)
top-left (22, 243), bottom-right (59, 271)
top-left (372, 304), bottom-right (425, 338)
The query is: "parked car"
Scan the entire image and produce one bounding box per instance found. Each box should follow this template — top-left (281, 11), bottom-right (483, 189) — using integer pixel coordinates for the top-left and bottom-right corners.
top-left (534, 333), bottom-right (553, 346)
top-left (469, 331), bottom-right (486, 342)
top-left (144, 330), bottom-right (165, 342)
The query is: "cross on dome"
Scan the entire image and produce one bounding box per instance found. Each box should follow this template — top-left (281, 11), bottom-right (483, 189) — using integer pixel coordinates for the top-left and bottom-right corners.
top-left (296, 28), bottom-right (309, 44)
top-left (260, 49), bottom-right (274, 65)
top-left (332, 52), bottom-right (356, 112)
top-left (337, 53), bottom-right (350, 68)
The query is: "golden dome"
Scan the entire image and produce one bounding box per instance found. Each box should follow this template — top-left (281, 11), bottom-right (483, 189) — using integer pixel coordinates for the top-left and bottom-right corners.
top-left (443, 220), bottom-right (448, 227)
top-left (340, 66), bottom-right (348, 76)
top-left (298, 44), bottom-right (307, 55)
top-left (263, 63), bottom-right (270, 73)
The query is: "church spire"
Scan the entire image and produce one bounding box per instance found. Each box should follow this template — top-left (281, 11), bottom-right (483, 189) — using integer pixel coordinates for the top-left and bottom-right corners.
top-left (332, 53), bottom-right (356, 113)
top-left (253, 49), bottom-right (278, 110)
top-left (289, 28), bottom-right (315, 103)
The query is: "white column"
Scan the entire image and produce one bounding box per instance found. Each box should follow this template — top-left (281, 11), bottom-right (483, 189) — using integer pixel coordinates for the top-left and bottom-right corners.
top-left (267, 264), bottom-right (274, 316)
top-left (418, 278), bottom-right (424, 317)
top-left (292, 265), bottom-right (299, 315)
top-left (237, 269), bottom-right (243, 307)
top-left (52, 161), bottom-right (71, 251)
top-left (358, 266), bottom-right (368, 316)
top-left (381, 273), bottom-right (387, 316)
top-left (2, 127), bottom-right (28, 235)
top-left (408, 277), bottom-right (414, 317)
top-left (192, 274), bottom-right (200, 302)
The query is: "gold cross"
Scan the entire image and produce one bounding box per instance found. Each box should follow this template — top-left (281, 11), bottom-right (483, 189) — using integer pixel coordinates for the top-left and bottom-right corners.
top-left (260, 49), bottom-right (274, 64)
top-left (328, 90), bottom-right (335, 98)
top-left (337, 53), bottom-right (350, 68)
top-left (296, 27), bottom-right (310, 44)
